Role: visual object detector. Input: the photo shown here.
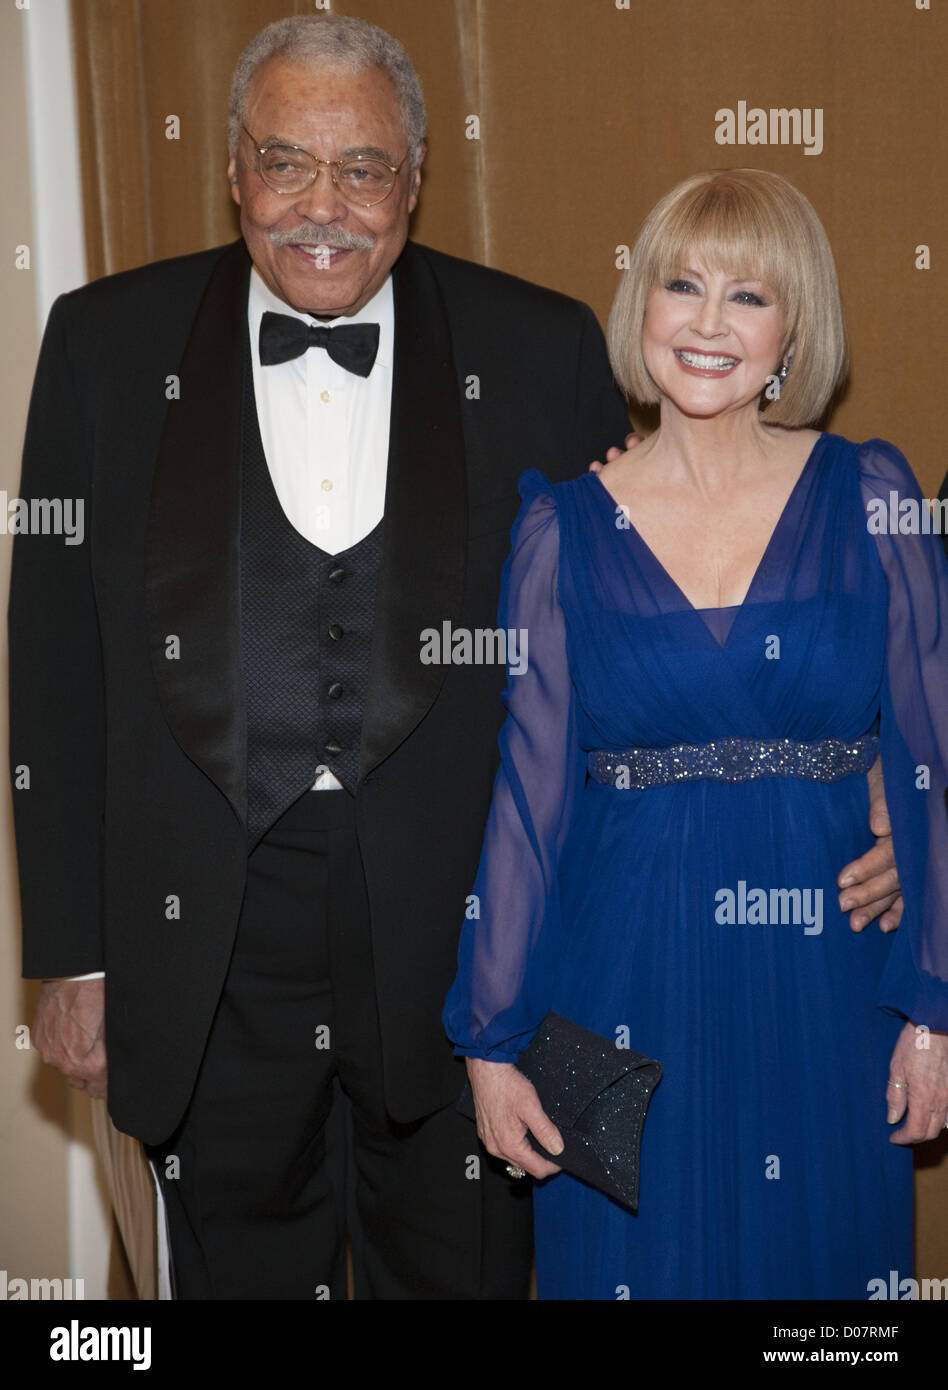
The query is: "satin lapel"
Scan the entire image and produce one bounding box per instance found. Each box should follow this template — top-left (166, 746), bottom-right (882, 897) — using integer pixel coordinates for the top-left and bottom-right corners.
top-left (359, 242), bottom-right (467, 780)
top-left (145, 239), bottom-right (249, 824)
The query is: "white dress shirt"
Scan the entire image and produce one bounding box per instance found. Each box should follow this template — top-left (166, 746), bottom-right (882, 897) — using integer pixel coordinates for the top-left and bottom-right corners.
top-left (248, 266), bottom-right (393, 554)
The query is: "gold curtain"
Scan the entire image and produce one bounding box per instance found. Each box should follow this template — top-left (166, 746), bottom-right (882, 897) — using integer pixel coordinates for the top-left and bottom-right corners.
top-left (69, 0), bottom-right (948, 1281)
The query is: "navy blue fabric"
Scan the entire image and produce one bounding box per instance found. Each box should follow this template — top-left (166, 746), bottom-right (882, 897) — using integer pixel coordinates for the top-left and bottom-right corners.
top-left (446, 433), bottom-right (948, 1298)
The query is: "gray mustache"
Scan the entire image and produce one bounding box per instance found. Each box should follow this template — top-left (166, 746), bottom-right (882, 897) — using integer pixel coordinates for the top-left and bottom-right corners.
top-left (269, 226), bottom-right (376, 253)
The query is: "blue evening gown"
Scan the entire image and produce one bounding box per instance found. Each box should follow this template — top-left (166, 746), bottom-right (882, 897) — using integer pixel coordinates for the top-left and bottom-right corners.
top-left (444, 432), bottom-right (948, 1299)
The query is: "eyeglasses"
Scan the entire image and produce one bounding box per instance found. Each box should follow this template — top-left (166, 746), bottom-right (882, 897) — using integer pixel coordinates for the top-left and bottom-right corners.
top-left (242, 126), bottom-right (406, 207)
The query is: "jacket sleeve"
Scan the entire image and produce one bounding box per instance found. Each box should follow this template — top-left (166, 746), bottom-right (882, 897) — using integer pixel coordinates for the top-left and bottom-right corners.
top-left (443, 469), bottom-right (585, 1060)
top-left (8, 295), bottom-right (107, 977)
top-left (859, 439), bottom-right (948, 1028)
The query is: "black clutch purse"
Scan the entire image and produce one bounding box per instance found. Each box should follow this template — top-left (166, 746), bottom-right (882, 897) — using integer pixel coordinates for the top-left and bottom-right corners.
top-left (458, 1012), bottom-right (662, 1211)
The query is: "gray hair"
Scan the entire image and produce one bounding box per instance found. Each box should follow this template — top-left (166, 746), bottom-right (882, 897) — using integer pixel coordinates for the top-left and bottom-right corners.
top-left (228, 13), bottom-right (427, 168)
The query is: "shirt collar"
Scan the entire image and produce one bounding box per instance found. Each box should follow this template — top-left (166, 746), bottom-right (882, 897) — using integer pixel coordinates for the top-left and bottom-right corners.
top-left (248, 265), bottom-right (394, 371)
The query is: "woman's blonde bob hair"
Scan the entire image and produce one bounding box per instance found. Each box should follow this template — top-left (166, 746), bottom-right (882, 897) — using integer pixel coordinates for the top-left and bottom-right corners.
top-left (606, 169), bottom-right (849, 426)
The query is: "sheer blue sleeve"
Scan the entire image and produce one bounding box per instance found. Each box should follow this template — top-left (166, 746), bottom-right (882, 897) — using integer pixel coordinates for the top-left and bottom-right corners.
top-left (859, 439), bottom-right (948, 1028)
top-left (443, 470), bottom-right (585, 1061)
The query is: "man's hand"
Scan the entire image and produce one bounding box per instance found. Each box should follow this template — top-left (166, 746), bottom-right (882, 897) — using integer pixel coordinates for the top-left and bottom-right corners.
top-left (32, 978), bottom-right (107, 1099)
top-left (886, 1022), bottom-right (948, 1144)
top-left (837, 756), bottom-right (903, 933)
top-left (588, 431), bottom-right (642, 473)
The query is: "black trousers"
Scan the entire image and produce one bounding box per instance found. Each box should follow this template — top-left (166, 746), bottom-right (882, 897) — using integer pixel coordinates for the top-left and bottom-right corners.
top-left (149, 788), bottom-right (532, 1299)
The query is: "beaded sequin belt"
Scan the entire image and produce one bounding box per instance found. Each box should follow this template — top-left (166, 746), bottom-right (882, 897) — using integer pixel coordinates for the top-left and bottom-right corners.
top-left (587, 734), bottom-right (880, 790)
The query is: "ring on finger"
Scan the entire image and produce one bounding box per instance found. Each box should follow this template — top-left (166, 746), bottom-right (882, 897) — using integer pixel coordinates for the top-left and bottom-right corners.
top-left (887, 1080), bottom-right (909, 1091)
top-left (505, 1164), bottom-right (527, 1179)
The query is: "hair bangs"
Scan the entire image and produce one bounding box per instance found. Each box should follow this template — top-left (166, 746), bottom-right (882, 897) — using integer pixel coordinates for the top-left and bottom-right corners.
top-left (649, 183), bottom-right (792, 310)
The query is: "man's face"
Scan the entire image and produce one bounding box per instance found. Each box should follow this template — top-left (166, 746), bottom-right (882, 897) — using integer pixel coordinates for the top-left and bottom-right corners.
top-left (228, 58), bottom-right (422, 318)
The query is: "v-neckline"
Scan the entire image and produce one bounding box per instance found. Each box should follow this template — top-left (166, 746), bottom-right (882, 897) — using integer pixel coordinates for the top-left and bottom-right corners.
top-left (587, 432), bottom-right (827, 647)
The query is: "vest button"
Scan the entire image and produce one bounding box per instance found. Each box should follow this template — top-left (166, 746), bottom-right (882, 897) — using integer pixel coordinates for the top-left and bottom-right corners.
top-left (328, 568), bottom-right (345, 584)
top-left (328, 682), bottom-right (344, 699)
top-left (329, 623), bottom-right (344, 640)
top-left (324, 740), bottom-right (343, 754)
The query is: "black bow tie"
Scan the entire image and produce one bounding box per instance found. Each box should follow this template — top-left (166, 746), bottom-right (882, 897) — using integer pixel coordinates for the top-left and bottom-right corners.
top-left (259, 311), bottom-right (380, 377)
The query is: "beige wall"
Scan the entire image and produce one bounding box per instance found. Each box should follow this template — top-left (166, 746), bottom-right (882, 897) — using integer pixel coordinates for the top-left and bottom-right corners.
top-left (0, 3), bottom-right (71, 1286)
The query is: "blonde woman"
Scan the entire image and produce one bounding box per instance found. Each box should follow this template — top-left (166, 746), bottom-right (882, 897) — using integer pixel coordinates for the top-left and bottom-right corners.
top-left (445, 170), bottom-right (948, 1299)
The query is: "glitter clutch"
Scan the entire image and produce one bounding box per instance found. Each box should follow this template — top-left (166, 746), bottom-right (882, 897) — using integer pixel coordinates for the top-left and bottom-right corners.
top-left (459, 1012), bottom-right (662, 1211)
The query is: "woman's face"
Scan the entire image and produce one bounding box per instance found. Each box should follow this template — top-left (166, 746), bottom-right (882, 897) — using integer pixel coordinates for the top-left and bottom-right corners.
top-left (641, 256), bottom-right (787, 421)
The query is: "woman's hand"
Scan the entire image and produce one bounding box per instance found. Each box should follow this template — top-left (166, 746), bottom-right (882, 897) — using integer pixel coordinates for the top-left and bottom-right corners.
top-left (886, 1022), bottom-right (948, 1144)
top-left (466, 1056), bottom-right (564, 1179)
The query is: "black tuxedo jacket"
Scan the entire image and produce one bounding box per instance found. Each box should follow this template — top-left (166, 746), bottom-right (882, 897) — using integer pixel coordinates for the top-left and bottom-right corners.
top-left (9, 237), bottom-right (630, 1143)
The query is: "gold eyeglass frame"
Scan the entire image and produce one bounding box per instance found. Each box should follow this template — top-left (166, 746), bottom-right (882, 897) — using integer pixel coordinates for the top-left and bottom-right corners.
top-left (241, 125), bottom-right (406, 207)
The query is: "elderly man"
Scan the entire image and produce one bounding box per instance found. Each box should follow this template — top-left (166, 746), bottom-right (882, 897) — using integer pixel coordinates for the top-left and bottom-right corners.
top-left (11, 14), bottom-right (900, 1299)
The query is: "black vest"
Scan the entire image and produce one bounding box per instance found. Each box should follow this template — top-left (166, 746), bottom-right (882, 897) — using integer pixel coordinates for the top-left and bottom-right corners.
top-left (240, 336), bottom-right (384, 844)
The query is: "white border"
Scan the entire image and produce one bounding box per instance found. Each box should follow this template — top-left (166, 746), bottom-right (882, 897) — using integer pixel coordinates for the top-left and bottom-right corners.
top-left (23, 0), bottom-right (88, 317)
top-left (23, 0), bottom-right (109, 1298)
